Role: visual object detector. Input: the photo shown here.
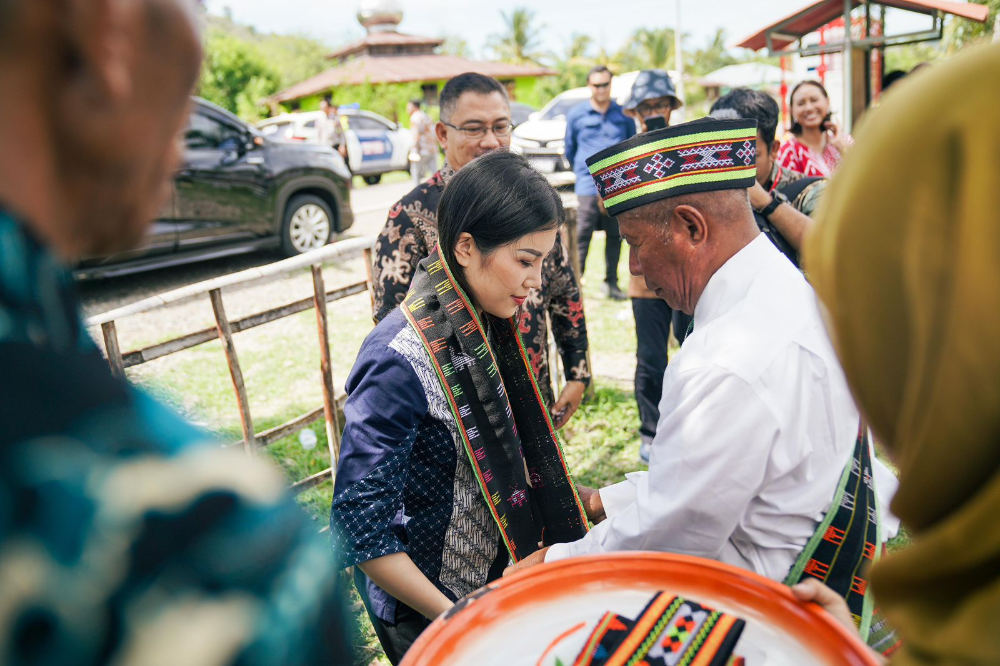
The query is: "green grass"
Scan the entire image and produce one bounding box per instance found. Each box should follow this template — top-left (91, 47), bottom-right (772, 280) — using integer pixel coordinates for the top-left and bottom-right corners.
top-left (125, 231), bottom-right (905, 664)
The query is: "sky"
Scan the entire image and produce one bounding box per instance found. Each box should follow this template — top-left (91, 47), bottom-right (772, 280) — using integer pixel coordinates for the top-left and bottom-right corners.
top-left (201, 0), bottom-right (869, 57)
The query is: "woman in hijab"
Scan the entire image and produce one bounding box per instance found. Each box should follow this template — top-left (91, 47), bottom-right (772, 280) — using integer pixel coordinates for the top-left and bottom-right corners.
top-left (795, 43), bottom-right (1000, 664)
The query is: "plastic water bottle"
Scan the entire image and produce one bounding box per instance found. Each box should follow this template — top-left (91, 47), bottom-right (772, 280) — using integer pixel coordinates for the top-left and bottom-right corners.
top-left (299, 429), bottom-right (318, 451)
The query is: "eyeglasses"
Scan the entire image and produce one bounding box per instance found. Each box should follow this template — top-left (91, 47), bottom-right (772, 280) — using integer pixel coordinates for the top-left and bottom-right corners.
top-left (442, 121), bottom-right (514, 139)
top-left (589, 81), bottom-right (611, 89)
top-left (636, 100), bottom-right (674, 117)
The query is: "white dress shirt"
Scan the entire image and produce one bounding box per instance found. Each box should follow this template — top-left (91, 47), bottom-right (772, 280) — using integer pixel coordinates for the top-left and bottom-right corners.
top-left (547, 234), bottom-right (899, 580)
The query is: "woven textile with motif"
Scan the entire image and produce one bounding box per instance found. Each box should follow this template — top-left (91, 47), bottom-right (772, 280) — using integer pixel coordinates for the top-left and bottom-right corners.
top-left (401, 248), bottom-right (589, 561)
top-left (572, 592), bottom-right (746, 666)
top-left (783, 421), bottom-right (899, 656)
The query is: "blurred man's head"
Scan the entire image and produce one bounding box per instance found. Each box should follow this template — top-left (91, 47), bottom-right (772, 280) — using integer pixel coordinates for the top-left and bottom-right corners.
top-left (407, 99), bottom-right (421, 116)
top-left (0, 0), bottom-right (202, 260)
top-left (435, 73), bottom-right (511, 170)
top-left (710, 88), bottom-right (780, 186)
top-left (587, 66), bottom-right (613, 106)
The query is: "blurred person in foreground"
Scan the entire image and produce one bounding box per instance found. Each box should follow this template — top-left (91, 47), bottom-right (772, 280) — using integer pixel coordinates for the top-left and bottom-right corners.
top-left (0, 1), bottom-right (352, 663)
top-left (371, 73), bottom-right (590, 425)
top-left (507, 116), bottom-right (899, 656)
top-left (711, 87), bottom-right (825, 269)
top-left (794, 42), bottom-right (1000, 665)
top-left (777, 80), bottom-right (852, 177)
top-left (619, 69), bottom-right (684, 462)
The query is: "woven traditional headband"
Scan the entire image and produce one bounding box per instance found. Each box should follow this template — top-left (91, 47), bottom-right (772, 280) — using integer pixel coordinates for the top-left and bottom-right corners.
top-left (586, 118), bottom-right (758, 218)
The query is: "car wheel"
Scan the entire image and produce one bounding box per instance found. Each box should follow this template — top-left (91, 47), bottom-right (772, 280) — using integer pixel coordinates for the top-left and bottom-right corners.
top-left (281, 194), bottom-right (334, 256)
top-left (363, 174), bottom-right (382, 185)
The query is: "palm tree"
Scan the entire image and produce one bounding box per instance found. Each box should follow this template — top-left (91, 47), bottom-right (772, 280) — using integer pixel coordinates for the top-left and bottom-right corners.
top-left (487, 8), bottom-right (548, 66)
top-left (636, 28), bottom-right (674, 70)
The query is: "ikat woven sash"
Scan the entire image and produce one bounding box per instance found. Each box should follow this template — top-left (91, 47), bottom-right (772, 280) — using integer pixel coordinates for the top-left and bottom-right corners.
top-left (783, 421), bottom-right (899, 656)
top-left (400, 249), bottom-right (589, 562)
top-left (572, 592), bottom-right (746, 666)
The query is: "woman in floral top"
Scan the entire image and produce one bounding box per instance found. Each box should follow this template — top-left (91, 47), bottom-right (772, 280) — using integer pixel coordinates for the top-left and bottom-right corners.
top-left (777, 80), bottom-right (852, 177)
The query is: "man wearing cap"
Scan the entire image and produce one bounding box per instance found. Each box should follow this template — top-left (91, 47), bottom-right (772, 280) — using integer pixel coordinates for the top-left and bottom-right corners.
top-left (619, 70), bottom-right (684, 462)
top-left (507, 119), bottom-right (898, 614)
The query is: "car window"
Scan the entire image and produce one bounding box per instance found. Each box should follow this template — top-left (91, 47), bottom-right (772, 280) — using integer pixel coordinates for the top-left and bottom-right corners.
top-left (346, 115), bottom-right (388, 131)
top-left (543, 98), bottom-right (582, 120)
top-left (304, 120), bottom-right (317, 129)
top-left (186, 112), bottom-right (243, 150)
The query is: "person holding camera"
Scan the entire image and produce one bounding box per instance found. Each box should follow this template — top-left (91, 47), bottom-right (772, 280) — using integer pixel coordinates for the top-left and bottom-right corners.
top-left (777, 80), bottom-right (852, 178)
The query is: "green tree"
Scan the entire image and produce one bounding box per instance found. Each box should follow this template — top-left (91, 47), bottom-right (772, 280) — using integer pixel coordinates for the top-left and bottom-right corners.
top-left (884, 41), bottom-right (944, 72)
top-left (256, 34), bottom-right (332, 89)
top-left (945, 0), bottom-right (999, 50)
top-left (334, 81), bottom-right (426, 126)
top-left (540, 33), bottom-right (596, 99)
top-left (687, 29), bottom-right (740, 76)
top-left (198, 30), bottom-right (280, 122)
top-left (488, 7), bottom-right (549, 66)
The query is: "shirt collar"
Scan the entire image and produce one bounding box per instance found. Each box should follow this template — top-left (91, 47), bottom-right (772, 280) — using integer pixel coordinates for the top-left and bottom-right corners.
top-left (0, 208), bottom-right (87, 352)
top-left (765, 161), bottom-right (782, 192)
top-left (693, 233), bottom-right (773, 331)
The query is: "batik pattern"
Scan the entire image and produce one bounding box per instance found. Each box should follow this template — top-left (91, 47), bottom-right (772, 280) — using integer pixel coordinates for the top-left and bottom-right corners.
top-left (371, 163), bottom-right (590, 408)
top-left (388, 325), bottom-right (499, 598)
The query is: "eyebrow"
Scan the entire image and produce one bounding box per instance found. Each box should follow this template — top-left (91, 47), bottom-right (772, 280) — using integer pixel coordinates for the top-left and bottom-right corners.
top-left (517, 248), bottom-right (544, 257)
top-left (457, 115), bottom-right (512, 125)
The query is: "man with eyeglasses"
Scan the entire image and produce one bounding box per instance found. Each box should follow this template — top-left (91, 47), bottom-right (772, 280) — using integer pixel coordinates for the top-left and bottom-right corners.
top-left (371, 72), bottom-right (591, 426)
top-left (564, 65), bottom-right (637, 301)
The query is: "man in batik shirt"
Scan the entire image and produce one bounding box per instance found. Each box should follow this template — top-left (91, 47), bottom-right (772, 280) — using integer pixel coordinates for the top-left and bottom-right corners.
top-left (371, 73), bottom-right (590, 425)
top-left (0, 1), bottom-right (352, 663)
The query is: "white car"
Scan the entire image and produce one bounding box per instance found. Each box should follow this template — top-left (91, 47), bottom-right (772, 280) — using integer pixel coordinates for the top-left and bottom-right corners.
top-left (511, 71), bottom-right (684, 174)
top-left (258, 109), bottom-right (413, 185)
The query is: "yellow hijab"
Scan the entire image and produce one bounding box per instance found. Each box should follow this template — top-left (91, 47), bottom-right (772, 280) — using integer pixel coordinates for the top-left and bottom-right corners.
top-left (805, 43), bottom-right (1000, 665)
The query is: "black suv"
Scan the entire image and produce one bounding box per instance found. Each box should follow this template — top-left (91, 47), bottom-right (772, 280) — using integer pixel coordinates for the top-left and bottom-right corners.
top-left (76, 98), bottom-right (354, 279)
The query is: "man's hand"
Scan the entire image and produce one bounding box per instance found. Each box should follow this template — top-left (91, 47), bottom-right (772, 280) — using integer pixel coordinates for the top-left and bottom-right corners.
top-left (577, 484), bottom-right (606, 524)
top-left (552, 380), bottom-right (586, 429)
top-left (748, 180), bottom-right (772, 210)
top-left (791, 579), bottom-right (855, 632)
top-left (503, 546), bottom-right (549, 577)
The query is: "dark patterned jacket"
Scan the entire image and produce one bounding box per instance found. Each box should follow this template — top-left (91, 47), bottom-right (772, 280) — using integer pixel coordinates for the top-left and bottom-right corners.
top-left (0, 211), bottom-right (353, 666)
top-left (371, 163), bottom-right (590, 406)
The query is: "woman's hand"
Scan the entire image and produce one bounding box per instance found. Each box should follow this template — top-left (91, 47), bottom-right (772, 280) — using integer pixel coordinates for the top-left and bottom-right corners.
top-left (826, 122), bottom-right (849, 155)
top-left (359, 553), bottom-right (455, 621)
top-left (577, 484), bottom-right (606, 524)
top-left (552, 380), bottom-right (586, 429)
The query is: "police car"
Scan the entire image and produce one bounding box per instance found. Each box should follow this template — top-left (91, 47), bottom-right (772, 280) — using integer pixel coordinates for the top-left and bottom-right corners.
top-left (258, 107), bottom-right (413, 185)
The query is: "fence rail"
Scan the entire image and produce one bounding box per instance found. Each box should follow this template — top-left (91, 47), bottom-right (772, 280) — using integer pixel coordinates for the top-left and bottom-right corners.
top-left (86, 235), bottom-right (379, 493)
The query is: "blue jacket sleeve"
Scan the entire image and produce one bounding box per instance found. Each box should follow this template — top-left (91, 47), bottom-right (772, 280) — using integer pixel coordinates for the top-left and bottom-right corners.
top-left (330, 325), bottom-right (429, 568)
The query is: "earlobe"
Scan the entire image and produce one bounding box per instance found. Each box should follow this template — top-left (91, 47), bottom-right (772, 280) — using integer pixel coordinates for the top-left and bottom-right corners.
top-left (434, 122), bottom-right (448, 152)
top-left (673, 205), bottom-right (708, 244)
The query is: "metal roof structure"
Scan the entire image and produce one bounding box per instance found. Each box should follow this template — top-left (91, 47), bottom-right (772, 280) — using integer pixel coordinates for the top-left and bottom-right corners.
top-left (736, 0), bottom-right (989, 133)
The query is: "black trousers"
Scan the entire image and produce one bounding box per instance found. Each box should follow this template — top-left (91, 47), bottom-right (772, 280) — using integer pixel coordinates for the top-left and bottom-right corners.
top-left (354, 569), bottom-right (430, 665)
top-left (672, 310), bottom-right (694, 346)
top-left (632, 297), bottom-right (673, 440)
top-left (576, 195), bottom-right (622, 287)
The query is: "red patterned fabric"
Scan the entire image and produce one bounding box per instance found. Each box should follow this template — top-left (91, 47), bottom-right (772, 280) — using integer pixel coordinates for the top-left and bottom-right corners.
top-left (776, 135), bottom-right (849, 178)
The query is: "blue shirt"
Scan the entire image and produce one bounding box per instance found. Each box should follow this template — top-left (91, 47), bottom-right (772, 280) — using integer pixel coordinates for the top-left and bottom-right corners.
top-left (564, 99), bottom-right (636, 196)
top-left (0, 210), bottom-right (354, 665)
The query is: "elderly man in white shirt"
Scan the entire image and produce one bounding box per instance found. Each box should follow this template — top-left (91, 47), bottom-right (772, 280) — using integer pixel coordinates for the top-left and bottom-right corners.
top-left (508, 117), bottom-right (898, 646)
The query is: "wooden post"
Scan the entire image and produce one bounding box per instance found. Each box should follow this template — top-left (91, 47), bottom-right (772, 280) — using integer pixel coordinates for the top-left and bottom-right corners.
top-left (312, 266), bottom-right (342, 481)
top-left (209, 288), bottom-right (257, 456)
top-left (362, 246), bottom-right (377, 315)
top-left (100, 321), bottom-right (126, 380)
